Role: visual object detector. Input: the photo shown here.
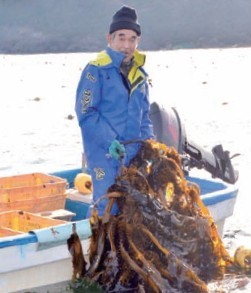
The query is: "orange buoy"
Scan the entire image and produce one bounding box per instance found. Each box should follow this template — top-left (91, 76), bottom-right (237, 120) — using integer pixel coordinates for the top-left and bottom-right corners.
top-left (74, 173), bottom-right (92, 195)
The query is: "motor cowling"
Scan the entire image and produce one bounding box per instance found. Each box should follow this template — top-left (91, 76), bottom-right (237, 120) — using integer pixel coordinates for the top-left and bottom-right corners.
top-left (149, 102), bottom-right (238, 184)
top-left (149, 102), bottom-right (186, 154)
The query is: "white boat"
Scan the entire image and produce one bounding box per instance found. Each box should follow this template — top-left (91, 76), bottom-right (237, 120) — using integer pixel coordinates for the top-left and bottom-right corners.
top-left (0, 167), bottom-right (239, 293)
top-left (0, 103), bottom-right (239, 292)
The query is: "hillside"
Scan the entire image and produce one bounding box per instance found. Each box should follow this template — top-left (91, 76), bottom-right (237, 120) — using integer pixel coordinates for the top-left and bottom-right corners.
top-left (1, 0), bottom-right (251, 53)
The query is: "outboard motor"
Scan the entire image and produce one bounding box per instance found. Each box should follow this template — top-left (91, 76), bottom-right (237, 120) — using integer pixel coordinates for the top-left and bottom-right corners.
top-left (149, 102), bottom-right (238, 184)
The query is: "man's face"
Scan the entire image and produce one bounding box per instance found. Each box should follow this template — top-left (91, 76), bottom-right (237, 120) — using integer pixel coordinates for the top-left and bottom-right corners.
top-left (108, 29), bottom-right (140, 62)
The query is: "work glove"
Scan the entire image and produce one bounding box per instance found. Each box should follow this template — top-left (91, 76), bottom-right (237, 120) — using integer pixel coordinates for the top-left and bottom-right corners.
top-left (109, 140), bottom-right (126, 160)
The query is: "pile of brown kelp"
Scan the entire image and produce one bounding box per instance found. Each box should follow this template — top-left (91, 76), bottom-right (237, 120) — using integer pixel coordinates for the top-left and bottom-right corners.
top-left (68, 139), bottom-right (250, 293)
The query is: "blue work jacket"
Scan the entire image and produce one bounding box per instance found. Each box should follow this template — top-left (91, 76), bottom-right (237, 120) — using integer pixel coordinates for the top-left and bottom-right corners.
top-left (75, 46), bottom-right (154, 168)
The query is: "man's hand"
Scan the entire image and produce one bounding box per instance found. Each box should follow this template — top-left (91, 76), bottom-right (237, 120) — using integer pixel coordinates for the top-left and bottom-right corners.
top-left (109, 140), bottom-right (126, 160)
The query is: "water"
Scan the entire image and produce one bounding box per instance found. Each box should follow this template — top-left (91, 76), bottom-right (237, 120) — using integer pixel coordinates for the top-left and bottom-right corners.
top-left (1, 48), bottom-right (251, 292)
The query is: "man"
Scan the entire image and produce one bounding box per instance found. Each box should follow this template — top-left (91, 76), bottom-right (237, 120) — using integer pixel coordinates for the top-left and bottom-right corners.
top-left (75, 6), bottom-right (154, 216)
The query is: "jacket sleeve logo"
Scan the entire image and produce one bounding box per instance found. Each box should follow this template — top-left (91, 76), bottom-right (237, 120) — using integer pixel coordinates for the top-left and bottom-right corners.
top-left (94, 168), bottom-right (105, 180)
top-left (81, 89), bottom-right (92, 113)
top-left (86, 72), bottom-right (96, 82)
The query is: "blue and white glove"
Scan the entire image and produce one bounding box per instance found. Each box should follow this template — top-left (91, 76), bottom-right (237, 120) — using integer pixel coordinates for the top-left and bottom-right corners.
top-left (109, 140), bottom-right (126, 160)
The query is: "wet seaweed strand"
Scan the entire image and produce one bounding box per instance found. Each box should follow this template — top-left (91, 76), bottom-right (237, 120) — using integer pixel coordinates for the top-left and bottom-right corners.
top-left (68, 139), bottom-right (250, 292)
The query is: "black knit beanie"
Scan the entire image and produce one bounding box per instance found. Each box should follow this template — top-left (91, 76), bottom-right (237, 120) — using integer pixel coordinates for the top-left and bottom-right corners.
top-left (109, 6), bottom-right (141, 36)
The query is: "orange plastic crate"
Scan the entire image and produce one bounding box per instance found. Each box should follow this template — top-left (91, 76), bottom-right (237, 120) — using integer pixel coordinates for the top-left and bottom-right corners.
top-left (0, 210), bottom-right (66, 234)
top-left (0, 194), bottom-right (66, 213)
top-left (0, 173), bottom-right (67, 202)
top-left (0, 173), bottom-right (67, 212)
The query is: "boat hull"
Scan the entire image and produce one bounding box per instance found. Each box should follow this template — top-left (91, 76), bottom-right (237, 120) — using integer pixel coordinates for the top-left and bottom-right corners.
top-left (0, 168), bottom-right (238, 292)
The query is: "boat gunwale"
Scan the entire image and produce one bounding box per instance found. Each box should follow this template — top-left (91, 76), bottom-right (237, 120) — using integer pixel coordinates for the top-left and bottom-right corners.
top-left (0, 169), bottom-right (239, 248)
